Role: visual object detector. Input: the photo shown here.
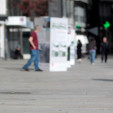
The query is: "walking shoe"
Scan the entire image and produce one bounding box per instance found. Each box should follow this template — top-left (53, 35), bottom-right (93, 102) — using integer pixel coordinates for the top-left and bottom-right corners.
top-left (22, 67), bottom-right (29, 71)
top-left (35, 69), bottom-right (43, 71)
top-left (92, 63), bottom-right (95, 65)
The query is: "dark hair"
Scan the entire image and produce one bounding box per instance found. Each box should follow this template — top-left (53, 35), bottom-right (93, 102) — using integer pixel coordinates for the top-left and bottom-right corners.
top-left (90, 37), bottom-right (95, 42)
top-left (78, 40), bottom-right (82, 45)
top-left (78, 40), bottom-right (81, 43)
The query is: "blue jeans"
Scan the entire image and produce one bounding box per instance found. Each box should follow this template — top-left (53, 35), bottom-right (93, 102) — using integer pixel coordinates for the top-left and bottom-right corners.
top-left (23, 50), bottom-right (39, 70)
top-left (89, 50), bottom-right (96, 63)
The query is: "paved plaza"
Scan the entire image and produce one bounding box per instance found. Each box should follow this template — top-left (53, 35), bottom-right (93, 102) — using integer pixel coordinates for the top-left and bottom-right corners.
top-left (0, 56), bottom-right (113, 113)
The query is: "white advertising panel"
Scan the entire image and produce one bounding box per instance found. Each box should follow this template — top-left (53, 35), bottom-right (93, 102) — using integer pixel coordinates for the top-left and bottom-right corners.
top-left (67, 28), bottom-right (76, 66)
top-left (50, 18), bottom-right (68, 71)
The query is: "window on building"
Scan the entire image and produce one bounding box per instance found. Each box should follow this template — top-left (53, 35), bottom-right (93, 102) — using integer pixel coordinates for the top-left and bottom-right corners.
top-left (74, 6), bottom-right (86, 27)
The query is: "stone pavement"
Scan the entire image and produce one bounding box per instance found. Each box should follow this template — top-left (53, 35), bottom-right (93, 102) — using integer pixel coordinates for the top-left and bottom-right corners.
top-left (0, 57), bottom-right (113, 113)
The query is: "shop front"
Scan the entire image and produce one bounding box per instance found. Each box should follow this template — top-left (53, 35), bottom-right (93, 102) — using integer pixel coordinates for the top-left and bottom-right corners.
top-left (6, 16), bottom-right (33, 59)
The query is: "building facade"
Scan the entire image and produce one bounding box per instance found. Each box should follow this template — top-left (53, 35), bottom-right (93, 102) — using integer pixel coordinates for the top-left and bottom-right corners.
top-left (0, 0), bottom-right (7, 58)
top-left (87, 0), bottom-right (113, 53)
top-left (99, 0), bottom-right (113, 53)
top-left (0, 0), bottom-right (34, 59)
top-left (0, 0), bottom-right (90, 59)
top-left (49, 0), bottom-right (88, 30)
top-left (74, 0), bottom-right (88, 30)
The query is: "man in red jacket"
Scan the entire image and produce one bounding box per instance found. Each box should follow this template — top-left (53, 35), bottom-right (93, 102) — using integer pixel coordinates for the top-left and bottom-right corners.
top-left (23, 25), bottom-right (42, 71)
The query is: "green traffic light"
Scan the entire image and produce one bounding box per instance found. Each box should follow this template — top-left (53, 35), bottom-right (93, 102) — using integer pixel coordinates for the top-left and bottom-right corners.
top-left (103, 21), bottom-right (110, 29)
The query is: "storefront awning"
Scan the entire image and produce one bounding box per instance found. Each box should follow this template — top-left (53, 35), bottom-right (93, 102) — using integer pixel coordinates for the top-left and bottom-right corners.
top-left (6, 16), bottom-right (34, 29)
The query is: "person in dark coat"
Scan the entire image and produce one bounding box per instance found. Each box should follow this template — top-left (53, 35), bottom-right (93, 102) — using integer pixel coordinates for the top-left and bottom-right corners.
top-left (101, 37), bottom-right (108, 63)
top-left (14, 47), bottom-right (23, 59)
top-left (77, 40), bottom-right (82, 62)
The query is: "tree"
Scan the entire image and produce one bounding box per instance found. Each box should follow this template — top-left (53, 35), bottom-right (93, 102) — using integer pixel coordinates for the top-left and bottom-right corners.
top-left (11, 0), bottom-right (49, 17)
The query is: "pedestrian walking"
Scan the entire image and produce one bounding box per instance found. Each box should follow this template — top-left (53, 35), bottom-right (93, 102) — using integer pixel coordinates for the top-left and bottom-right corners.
top-left (23, 25), bottom-right (42, 71)
top-left (77, 40), bottom-right (82, 62)
top-left (88, 38), bottom-right (96, 65)
top-left (100, 37), bottom-right (108, 63)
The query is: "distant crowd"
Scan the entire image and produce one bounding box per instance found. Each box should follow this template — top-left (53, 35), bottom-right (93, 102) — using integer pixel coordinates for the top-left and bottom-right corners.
top-left (77, 37), bottom-right (108, 65)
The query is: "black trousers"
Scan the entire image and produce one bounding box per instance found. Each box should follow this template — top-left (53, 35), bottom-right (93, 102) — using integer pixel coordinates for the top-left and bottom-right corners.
top-left (101, 51), bottom-right (108, 62)
top-left (77, 51), bottom-right (82, 59)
